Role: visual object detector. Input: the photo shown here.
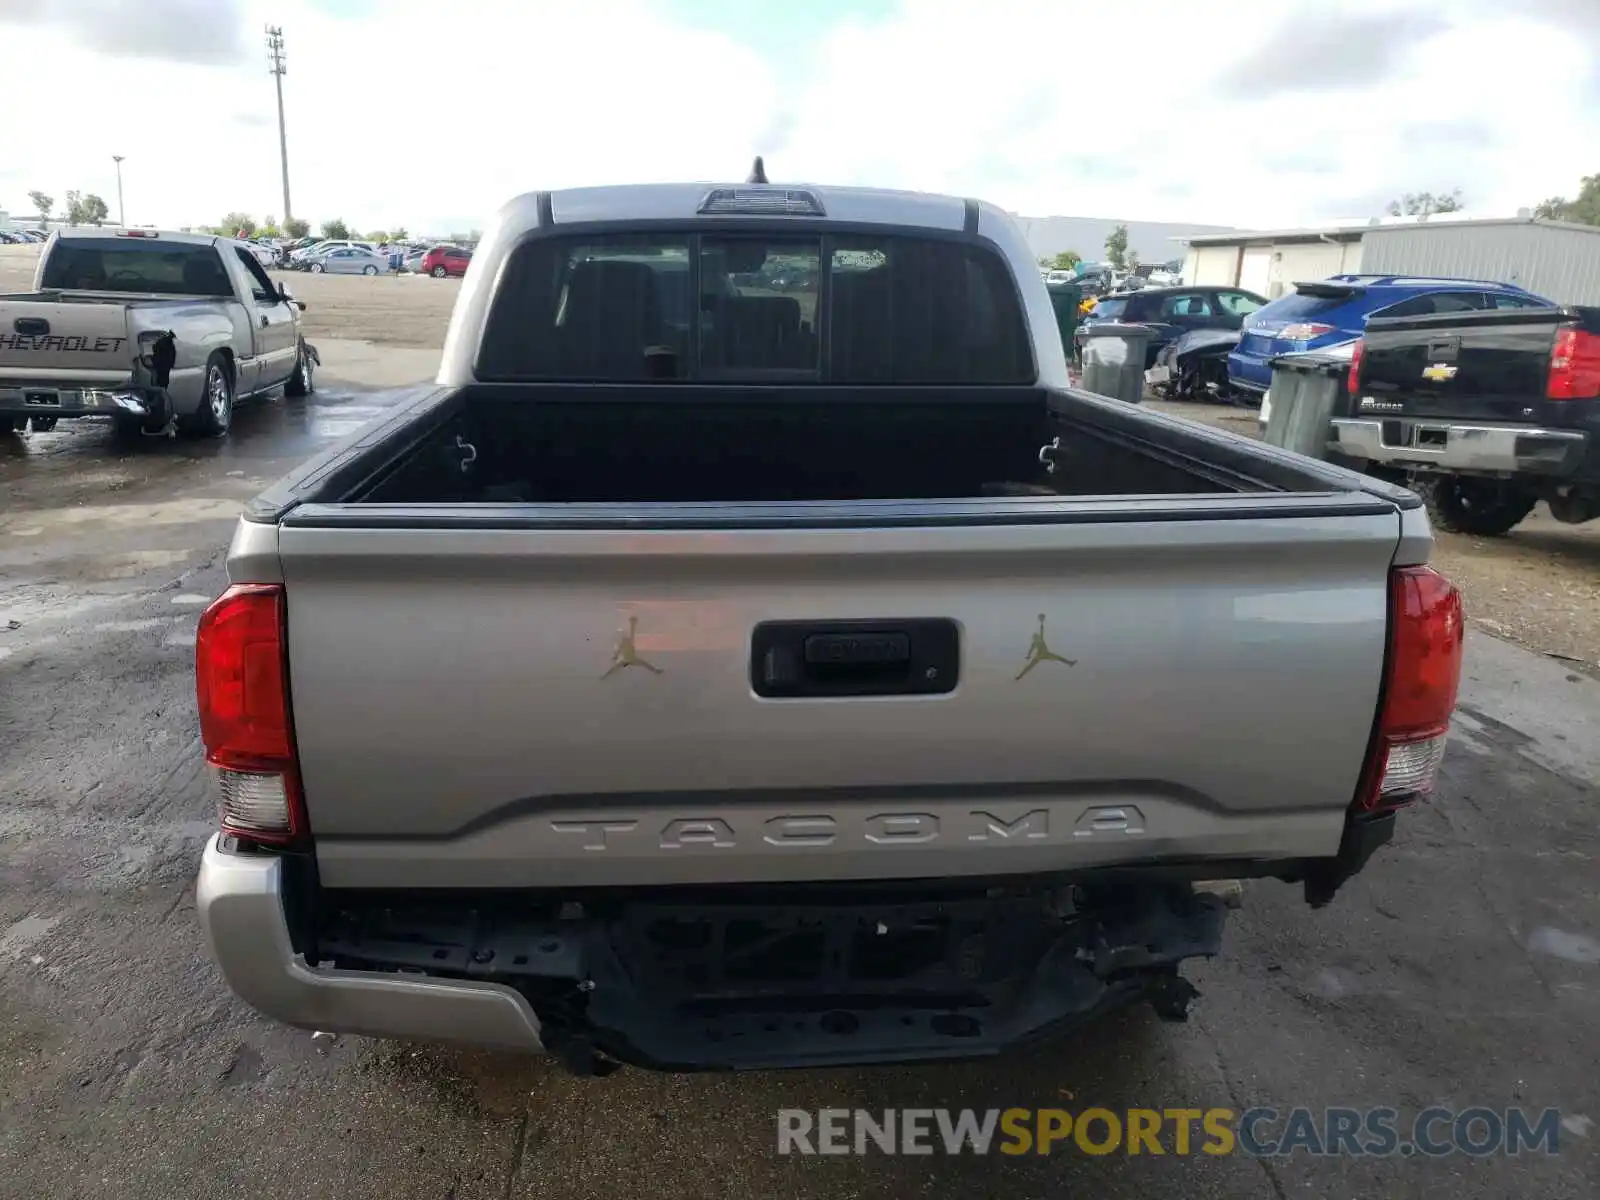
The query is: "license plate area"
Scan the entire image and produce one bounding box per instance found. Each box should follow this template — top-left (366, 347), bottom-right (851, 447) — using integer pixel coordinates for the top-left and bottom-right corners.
top-left (1401, 425), bottom-right (1449, 449)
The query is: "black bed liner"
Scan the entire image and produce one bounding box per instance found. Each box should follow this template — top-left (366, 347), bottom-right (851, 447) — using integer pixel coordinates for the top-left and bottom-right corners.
top-left (246, 382), bottom-right (1420, 525)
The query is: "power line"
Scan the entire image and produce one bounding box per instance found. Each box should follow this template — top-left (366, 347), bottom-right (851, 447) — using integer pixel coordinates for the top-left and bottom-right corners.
top-left (266, 26), bottom-right (293, 223)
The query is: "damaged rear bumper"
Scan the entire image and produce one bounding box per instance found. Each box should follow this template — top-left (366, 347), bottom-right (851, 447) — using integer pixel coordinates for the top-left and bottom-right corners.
top-left (196, 836), bottom-right (546, 1051)
top-left (308, 876), bottom-right (1227, 1073)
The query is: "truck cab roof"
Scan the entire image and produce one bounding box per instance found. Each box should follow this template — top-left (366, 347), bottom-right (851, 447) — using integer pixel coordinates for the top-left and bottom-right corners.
top-left (501, 181), bottom-right (990, 233)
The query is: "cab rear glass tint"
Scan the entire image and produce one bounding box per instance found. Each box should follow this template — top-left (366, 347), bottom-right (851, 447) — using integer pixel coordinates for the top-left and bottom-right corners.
top-left (42, 239), bottom-right (233, 297)
top-left (477, 230), bottom-right (1033, 384)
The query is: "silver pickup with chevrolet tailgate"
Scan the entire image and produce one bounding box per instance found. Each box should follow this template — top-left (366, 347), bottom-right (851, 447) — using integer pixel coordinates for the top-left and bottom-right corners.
top-left (195, 173), bottom-right (1465, 1074)
top-left (1333, 305), bottom-right (1600, 533)
top-left (0, 227), bottom-right (316, 436)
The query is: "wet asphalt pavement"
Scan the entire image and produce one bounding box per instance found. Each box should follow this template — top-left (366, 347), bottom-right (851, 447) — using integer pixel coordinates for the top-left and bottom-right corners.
top-left (0, 378), bottom-right (1597, 1199)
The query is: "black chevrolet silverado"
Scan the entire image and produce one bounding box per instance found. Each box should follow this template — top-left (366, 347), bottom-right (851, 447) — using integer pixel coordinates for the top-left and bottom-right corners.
top-left (1332, 305), bottom-right (1600, 534)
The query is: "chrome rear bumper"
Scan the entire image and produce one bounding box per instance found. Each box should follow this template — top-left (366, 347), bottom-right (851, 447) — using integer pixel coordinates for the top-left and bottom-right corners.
top-left (1330, 418), bottom-right (1587, 475)
top-left (196, 836), bottom-right (545, 1050)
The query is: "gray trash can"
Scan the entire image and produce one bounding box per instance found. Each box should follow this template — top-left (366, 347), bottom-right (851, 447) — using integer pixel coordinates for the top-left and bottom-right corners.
top-left (1079, 323), bottom-right (1155, 403)
top-left (1262, 351), bottom-right (1351, 461)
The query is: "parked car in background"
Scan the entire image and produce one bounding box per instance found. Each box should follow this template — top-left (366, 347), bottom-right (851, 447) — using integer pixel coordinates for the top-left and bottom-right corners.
top-left (1076, 285), bottom-right (1267, 368)
top-left (420, 244), bottom-right (471, 277)
top-left (1227, 275), bottom-right (1556, 395)
top-left (290, 238), bottom-right (379, 265)
top-left (402, 246), bottom-right (430, 273)
top-left (0, 231), bottom-right (24, 244)
top-left (244, 241), bottom-right (282, 268)
top-left (1331, 304), bottom-right (1600, 534)
top-left (302, 245), bottom-right (389, 275)
top-left (0, 228), bottom-right (313, 437)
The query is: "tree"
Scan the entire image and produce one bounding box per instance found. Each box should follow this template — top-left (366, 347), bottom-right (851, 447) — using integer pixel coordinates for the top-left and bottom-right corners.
top-left (1384, 189), bottom-right (1464, 218)
top-left (63, 190), bottom-right (87, 225)
top-left (221, 212), bottom-right (257, 237)
top-left (1046, 250), bottom-right (1082, 272)
top-left (390, 226), bottom-right (408, 242)
top-left (321, 218), bottom-right (351, 240)
top-left (284, 217), bottom-right (310, 239)
top-left (1104, 224), bottom-right (1130, 272)
top-left (79, 194), bottom-right (109, 226)
top-left (259, 215), bottom-right (282, 239)
top-left (366, 230), bottom-right (389, 243)
top-left (1533, 173), bottom-right (1600, 226)
top-left (28, 190), bottom-right (53, 221)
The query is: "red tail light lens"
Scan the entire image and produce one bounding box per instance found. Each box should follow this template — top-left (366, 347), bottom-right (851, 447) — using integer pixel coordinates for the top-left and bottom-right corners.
top-left (1356, 566), bottom-right (1464, 811)
top-left (1547, 327), bottom-right (1600, 400)
top-left (1280, 322), bottom-right (1336, 341)
top-left (1346, 338), bottom-right (1365, 394)
top-left (196, 584), bottom-right (306, 844)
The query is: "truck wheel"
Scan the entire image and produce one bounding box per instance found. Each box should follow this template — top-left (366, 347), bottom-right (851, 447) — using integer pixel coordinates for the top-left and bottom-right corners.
top-left (1425, 476), bottom-right (1537, 537)
top-left (309, 263), bottom-right (325, 274)
top-left (432, 265), bottom-right (448, 278)
top-left (182, 354), bottom-right (234, 438)
top-left (27, 416), bottom-right (58, 432)
top-left (284, 340), bottom-right (315, 397)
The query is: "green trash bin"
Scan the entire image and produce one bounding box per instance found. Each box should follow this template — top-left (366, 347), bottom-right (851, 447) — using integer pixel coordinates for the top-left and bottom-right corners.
top-left (1045, 281), bottom-right (1082, 361)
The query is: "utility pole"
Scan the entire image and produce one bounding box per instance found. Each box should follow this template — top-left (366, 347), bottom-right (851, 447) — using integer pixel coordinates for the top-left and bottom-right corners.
top-left (266, 26), bottom-right (293, 223)
top-left (111, 155), bottom-right (125, 226)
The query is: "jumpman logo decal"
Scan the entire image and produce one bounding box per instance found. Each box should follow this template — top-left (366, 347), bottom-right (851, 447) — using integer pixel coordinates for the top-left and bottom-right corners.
top-left (1015, 613), bottom-right (1076, 680)
top-left (602, 615), bottom-right (664, 678)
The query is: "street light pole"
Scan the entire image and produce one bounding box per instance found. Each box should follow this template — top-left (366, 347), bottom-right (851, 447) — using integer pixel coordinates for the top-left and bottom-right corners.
top-left (112, 155), bottom-right (125, 226)
top-left (266, 27), bottom-right (293, 223)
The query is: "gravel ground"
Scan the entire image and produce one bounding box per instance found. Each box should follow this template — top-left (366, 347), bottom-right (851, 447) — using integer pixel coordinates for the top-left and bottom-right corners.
top-left (1147, 398), bottom-right (1600, 678)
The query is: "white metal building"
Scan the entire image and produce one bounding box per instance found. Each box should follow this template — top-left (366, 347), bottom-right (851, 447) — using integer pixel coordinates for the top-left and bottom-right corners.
top-left (1182, 215), bottom-right (1600, 305)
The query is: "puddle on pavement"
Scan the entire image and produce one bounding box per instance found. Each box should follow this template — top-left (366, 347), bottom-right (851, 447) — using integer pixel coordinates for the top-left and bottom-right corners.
top-left (0, 497), bottom-right (245, 535)
top-left (2, 385), bottom-right (422, 469)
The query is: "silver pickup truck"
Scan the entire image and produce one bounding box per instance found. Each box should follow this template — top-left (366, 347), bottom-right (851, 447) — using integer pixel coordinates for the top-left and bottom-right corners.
top-left (0, 228), bottom-right (316, 436)
top-left (196, 175), bottom-right (1465, 1074)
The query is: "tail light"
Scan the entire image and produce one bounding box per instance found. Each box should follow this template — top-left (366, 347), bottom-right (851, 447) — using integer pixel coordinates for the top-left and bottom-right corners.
top-left (1346, 338), bottom-right (1365, 394)
top-left (1547, 326), bottom-right (1600, 400)
top-left (196, 584), bottom-right (306, 845)
top-left (1356, 566), bottom-right (1464, 812)
top-left (1279, 322), bottom-right (1336, 342)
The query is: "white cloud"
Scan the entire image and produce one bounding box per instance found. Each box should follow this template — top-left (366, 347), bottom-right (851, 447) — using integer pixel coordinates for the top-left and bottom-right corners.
top-left (1, 0), bottom-right (1595, 235)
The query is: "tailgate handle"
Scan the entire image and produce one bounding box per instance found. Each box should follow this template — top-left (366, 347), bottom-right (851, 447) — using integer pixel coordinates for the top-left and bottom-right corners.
top-left (804, 631), bottom-right (910, 668)
top-left (13, 318), bottom-right (49, 336)
top-left (751, 619), bottom-right (959, 699)
top-left (1426, 335), bottom-right (1460, 359)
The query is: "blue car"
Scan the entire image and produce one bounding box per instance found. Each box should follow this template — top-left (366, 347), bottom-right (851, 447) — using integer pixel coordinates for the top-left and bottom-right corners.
top-left (1227, 275), bottom-right (1555, 393)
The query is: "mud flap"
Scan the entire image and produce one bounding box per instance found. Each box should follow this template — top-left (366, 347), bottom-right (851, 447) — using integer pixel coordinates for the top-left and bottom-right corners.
top-left (1303, 811), bottom-right (1396, 908)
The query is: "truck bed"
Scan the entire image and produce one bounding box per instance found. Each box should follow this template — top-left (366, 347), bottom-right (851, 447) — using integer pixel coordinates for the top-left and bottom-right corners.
top-left (238, 381), bottom-right (1418, 891)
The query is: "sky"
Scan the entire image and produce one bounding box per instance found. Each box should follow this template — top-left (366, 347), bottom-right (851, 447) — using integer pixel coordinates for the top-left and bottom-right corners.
top-left (1, 0), bottom-right (1597, 236)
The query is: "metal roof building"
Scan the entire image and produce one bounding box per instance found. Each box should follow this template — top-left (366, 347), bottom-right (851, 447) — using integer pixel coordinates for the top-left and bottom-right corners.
top-left (1182, 215), bottom-right (1600, 306)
